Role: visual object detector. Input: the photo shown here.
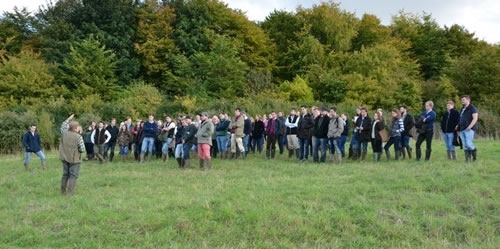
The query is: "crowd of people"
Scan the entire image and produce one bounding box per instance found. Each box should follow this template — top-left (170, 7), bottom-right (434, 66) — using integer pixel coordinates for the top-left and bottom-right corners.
top-left (22, 95), bottom-right (479, 195)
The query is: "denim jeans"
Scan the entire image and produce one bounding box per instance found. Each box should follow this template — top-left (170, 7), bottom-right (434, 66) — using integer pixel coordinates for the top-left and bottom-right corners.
top-left (350, 132), bottom-right (359, 150)
top-left (459, 130), bottom-right (476, 151)
top-left (401, 135), bottom-right (411, 150)
top-left (175, 144), bottom-right (183, 158)
top-left (298, 137), bottom-right (310, 160)
top-left (384, 136), bottom-right (402, 154)
top-left (339, 135), bottom-right (347, 156)
top-left (328, 137), bottom-right (341, 155)
top-left (24, 150), bottom-right (46, 164)
top-left (162, 138), bottom-right (173, 154)
top-left (442, 132), bottom-right (455, 151)
top-left (141, 137), bottom-right (155, 154)
top-left (252, 135), bottom-right (264, 153)
top-left (216, 135), bottom-right (228, 153)
top-left (243, 135), bottom-right (250, 152)
top-left (104, 140), bottom-right (116, 159)
top-left (183, 143), bottom-right (193, 160)
top-left (313, 137), bottom-right (328, 162)
top-left (119, 146), bottom-right (129, 155)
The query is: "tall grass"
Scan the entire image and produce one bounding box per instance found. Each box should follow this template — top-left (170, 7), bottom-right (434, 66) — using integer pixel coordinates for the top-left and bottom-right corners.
top-left (1, 140), bottom-right (498, 248)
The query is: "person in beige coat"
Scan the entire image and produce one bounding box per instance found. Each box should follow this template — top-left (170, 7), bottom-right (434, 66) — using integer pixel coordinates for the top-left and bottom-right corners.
top-left (196, 112), bottom-right (214, 169)
top-left (230, 108), bottom-right (246, 159)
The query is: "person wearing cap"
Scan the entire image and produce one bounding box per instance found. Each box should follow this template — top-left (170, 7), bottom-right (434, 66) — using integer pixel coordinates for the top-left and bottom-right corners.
top-left (230, 108), bottom-right (246, 159)
top-left (196, 112), bottom-right (214, 169)
top-left (441, 101), bottom-right (460, 160)
top-left (182, 115), bottom-right (198, 167)
top-left (59, 114), bottom-right (86, 195)
top-left (458, 95), bottom-right (479, 162)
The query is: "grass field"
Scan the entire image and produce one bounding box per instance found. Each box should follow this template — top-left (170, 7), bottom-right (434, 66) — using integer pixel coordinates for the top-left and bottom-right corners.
top-left (1, 140), bottom-right (499, 249)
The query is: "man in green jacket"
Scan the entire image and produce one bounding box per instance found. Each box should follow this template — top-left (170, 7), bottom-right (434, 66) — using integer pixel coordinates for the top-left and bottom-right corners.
top-left (230, 108), bottom-right (246, 159)
top-left (59, 114), bottom-right (86, 195)
top-left (196, 112), bottom-right (214, 169)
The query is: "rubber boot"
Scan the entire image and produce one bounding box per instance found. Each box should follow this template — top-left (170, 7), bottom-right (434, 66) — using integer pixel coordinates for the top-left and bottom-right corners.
top-left (361, 151), bottom-right (367, 161)
top-left (109, 152), bottom-right (114, 162)
top-left (67, 178), bottom-right (76, 196)
top-left (334, 153), bottom-right (342, 164)
top-left (348, 148), bottom-right (353, 159)
top-left (471, 149), bottom-right (477, 162)
top-left (465, 150), bottom-right (471, 162)
top-left (41, 161), bottom-right (47, 170)
top-left (241, 151), bottom-right (246, 160)
top-left (230, 152), bottom-right (235, 160)
top-left (61, 177), bottom-right (68, 195)
top-left (140, 153), bottom-right (145, 164)
top-left (401, 148), bottom-right (406, 159)
top-left (385, 149), bottom-right (391, 161)
top-left (162, 155), bottom-right (167, 162)
top-left (373, 153), bottom-right (380, 162)
top-left (184, 159), bottom-right (190, 168)
top-left (447, 150), bottom-right (452, 160)
top-left (147, 155), bottom-right (152, 162)
top-left (206, 159), bottom-right (211, 170)
top-left (266, 150), bottom-right (270, 160)
top-left (416, 148), bottom-right (422, 161)
top-left (199, 159), bottom-right (205, 169)
top-left (176, 158), bottom-right (182, 168)
top-left (351, 150), bottom-right (358, 160)
top-left (450, 151), bottom-right (457, 160)
top-left (235, 150), bottom-right (240, 159)
top-left (288, 149), bottom-right (293, 158)
top-left (425, 149), bottom-right (432, 161)
top-left (395, 150), bottom-right (400, 160)
top-left (24, 163), bottom-right (31, 171)
top-left (407, 148), bottom-right (412, 159)
top-left (271, 150), bottom-right (276, 159)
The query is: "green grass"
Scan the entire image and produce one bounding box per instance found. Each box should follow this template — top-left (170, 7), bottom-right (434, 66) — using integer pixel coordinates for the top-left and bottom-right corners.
top-left (1, 140), bottom-right (499, 248)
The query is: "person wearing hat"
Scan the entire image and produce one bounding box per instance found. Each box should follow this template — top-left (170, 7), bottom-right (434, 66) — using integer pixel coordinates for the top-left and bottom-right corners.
top-left (196, 112), bottom-right (214, 169)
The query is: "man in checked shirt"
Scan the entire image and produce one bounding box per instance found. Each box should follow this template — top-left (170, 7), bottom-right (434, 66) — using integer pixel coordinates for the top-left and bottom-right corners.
top-left (59, 114), bottom-right (86, 196)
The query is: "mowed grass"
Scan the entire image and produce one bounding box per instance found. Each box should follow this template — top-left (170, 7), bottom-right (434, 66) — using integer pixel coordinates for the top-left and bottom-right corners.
top-left (1, 140), bottom-right (499, 249)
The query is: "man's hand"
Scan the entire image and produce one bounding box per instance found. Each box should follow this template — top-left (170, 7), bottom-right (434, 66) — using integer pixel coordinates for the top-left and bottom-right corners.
top-left (68, 114), bottom-right (75, 121)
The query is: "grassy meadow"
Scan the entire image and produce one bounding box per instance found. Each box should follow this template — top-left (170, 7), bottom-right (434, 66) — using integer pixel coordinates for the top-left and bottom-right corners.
top-left (1, 140), bottom-right (499, 249)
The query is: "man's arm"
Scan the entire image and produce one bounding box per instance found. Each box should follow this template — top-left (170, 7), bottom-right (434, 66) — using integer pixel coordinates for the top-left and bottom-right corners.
top-left (77, 136), bottom-right (86, 153)
top-left (468, 113), bottom-right (479, 131)
top-left (104, 130), bottom-right (112, 144)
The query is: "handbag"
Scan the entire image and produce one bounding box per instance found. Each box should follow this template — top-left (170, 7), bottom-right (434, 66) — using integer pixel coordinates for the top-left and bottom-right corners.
top-left (379, 128), bottom-right (389, 142)
top-left (452, 130), bottom-right (463, 149)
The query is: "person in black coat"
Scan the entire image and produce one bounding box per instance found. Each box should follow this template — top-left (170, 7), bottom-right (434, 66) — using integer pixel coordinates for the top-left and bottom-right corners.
top-left (354, 107), bottom-right (372, 160)
top-left (312, 107), bottom-right (330, 163)
top-left (441, 100), bottom-right (460, 160)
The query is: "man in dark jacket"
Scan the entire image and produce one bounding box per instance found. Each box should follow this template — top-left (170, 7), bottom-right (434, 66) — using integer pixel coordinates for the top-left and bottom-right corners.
top-left (441, 101), bottom-right (460, 160)
top-left (312, 107), bottom-right (330, 163)
top-left (459, 95), bottom-right (479, 162)
top-left (22, 124), bottom-right (47, 171)
top-left (400, 105), bottom-right (415, 159)
top-left (104, 118), bottom-right (119, 162)
top-left (265, 111), bottom-right (281, 159)
top-left (354, 107), bottom-right (372, 161)
top-left (297, 105), bottom-right (314, 161)
top-left (182, 116), bottom-right (198, 167)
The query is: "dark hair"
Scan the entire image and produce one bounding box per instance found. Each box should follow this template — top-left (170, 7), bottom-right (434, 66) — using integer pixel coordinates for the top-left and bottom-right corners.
top-left (300, 105), bottom-right (307, 108)
top-left (400, 105), bottom-right (408, 110)
top-left (330, 107), bottom-right (337, 112)
top-left (235, 108), bottom-right (242, 112)
top-left (461, 95), bottom-right (471, 100)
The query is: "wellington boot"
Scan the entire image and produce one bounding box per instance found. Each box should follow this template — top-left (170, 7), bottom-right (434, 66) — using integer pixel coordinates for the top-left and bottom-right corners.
top-left (230, 152), bottom-right (235, 160)
top-left (361, 151), bottom-right (367, 161)
top-left (206, 159), bottom-right (212, 170)
top-left (328, 153), bottom-right (334, 163)
top-left (447, 150), bottom-right (452, 160)
top-left (407, 148), bottom-right (412, 159)
top-left (241, 151), bottom-right (246, 160)
top-left (162, 155), bottom-right (167, 162)
top-left (271, 150), bottom-right (276, 159)
top-left (176, 158), bottom-right (182, 168)
top-left (465, 150), bottom-right (471, 162)
top-left (471, 149), bottom-right (477, 162)
top-left (266, 150), bottom-right (270, 160)
top-left (24, 163), bottom-right (31, 171)
top-left (140, 153), bottom-right (145, 164)
top-left (147, 155), bottom-right (152, 162)
top-left (401, 148), bottom-right (406, 159)
top-left (373, 153), bottom-right (381, 162)
top-left (61, 177), bottom-right (68, 195)
top-left (450, 151), bottom-right (457, 160)
top-left (385, 149), bottom-right (391, 161)
top-left (348, 147), bottom-right (353, 159)
top-left (41, 162), bottom-right (47, 170)
top-left (425, 149), bottom-right (432, 161)
top-left (67, 178), bottom-right (77, 196)
top-left (416, 148), bottom-right (422, 161)
top-left (199, 159), bottom-right (205, 169)
top-left (395, 150), bottom-right (400, 160)
top-left (184, 159), bottom-right (190, 168)
top-left (288, 149), bottom-right (294, 158)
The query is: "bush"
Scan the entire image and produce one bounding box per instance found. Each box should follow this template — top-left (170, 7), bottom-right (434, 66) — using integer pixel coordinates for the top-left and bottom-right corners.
top-left (0, 111), bottom-right (37, 154)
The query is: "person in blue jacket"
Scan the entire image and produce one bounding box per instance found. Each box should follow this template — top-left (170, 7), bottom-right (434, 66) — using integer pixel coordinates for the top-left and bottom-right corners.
top-left (22, 124), bottom-right (47, 171)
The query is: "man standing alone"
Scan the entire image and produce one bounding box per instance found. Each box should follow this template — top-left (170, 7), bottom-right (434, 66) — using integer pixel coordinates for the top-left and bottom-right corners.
top-left (59, 114), bottom-right (86, 195)
top-left (459, 95), bottom-right (479, 162)
top-left (22, 124), bottom-right (47, 171)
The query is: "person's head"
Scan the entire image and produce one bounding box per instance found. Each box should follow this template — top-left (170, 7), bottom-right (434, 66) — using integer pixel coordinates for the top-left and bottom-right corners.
top-left (341, 113), bottom-right (348, 121)
top-left (391, 108), bottom-right (401, 119)
top-left (184, 116), bottom-right (192, 126)
top-left (235, 108), bottom-right (242, 117)
top-left (165, 116), bottom-right (172, 123)
top-left (300, 105), bottom-right (308, 115)
top-left (461, 95), bottom-right (471, 107)
top-left (195, 114), bottom-right (201, 122)
top-left (377, 108), bottom-right (383, 115)
top-left (374, 111), bottom-right (383, 122)
top-left (110, 118), bottom-right (116, 126)
top-left (329, 107), bottom-right (337, 117)
top-left (200, 112), bottom-right (209, 121)
top-left (211, 115), bottom-right (219, 124)
top-left (120, 124), bottom-right (127, 131)
top-left (263, 114), bottom-right (267, 120)
top-left (400, 105), bottom-right (408, 115)
top-left (29, 124), bottom-right (37, 133)
top-left (136, 120), bottom-right (141, 126)
top-left (148, 114), bottom-right (154, 122)
top-left (255, 114), bottom-right (261, 121)
top-left (87, 124), bottom-right (93, 130)
top-left (126, 117), bottom-right (132, 125)
top-left (140, 121), bottom-right (144, 128)
top-left (278, 111), bottom-right (283, 117)
top-left (69, 121), bottom-right (80, 132)
top-left (360, 107), bottom-right (368, 117)
top-left (290, 108), bottom-right (297, 116)
top-left (446, 100), bottom-right (455, 111)
top-left (270, 111), bottom-right (276, 119)
top-left (320, 107), bottom-right (328, 116)
top-left (157, 120), bottom-right (162, 126)
top-left (219, 112), bottom-right (226, 120)
top-left (425, 101), bottom-right (434, 111)
top-left (98, 121), bottom-right (105, 129)
top-left (91, 121), bottom-right (96, 128)
top-left (356, 107), bottom-right (362, 115)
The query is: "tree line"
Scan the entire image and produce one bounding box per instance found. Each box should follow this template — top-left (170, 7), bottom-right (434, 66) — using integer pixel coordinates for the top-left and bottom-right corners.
top-left (0, 0), bottom-right (499, 152)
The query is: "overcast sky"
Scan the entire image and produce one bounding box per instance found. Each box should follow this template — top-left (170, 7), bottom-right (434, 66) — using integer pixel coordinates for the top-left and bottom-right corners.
top-left (1, 0), bottom-right (498, 44)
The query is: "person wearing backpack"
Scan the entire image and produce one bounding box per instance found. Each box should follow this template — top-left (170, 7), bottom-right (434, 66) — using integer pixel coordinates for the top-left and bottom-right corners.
top-left (327, 107), bottom-right (344, 164)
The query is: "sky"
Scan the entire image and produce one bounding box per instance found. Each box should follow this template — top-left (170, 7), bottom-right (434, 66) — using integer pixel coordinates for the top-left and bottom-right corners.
top-left (1, 0), bottom-right (499, 44)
